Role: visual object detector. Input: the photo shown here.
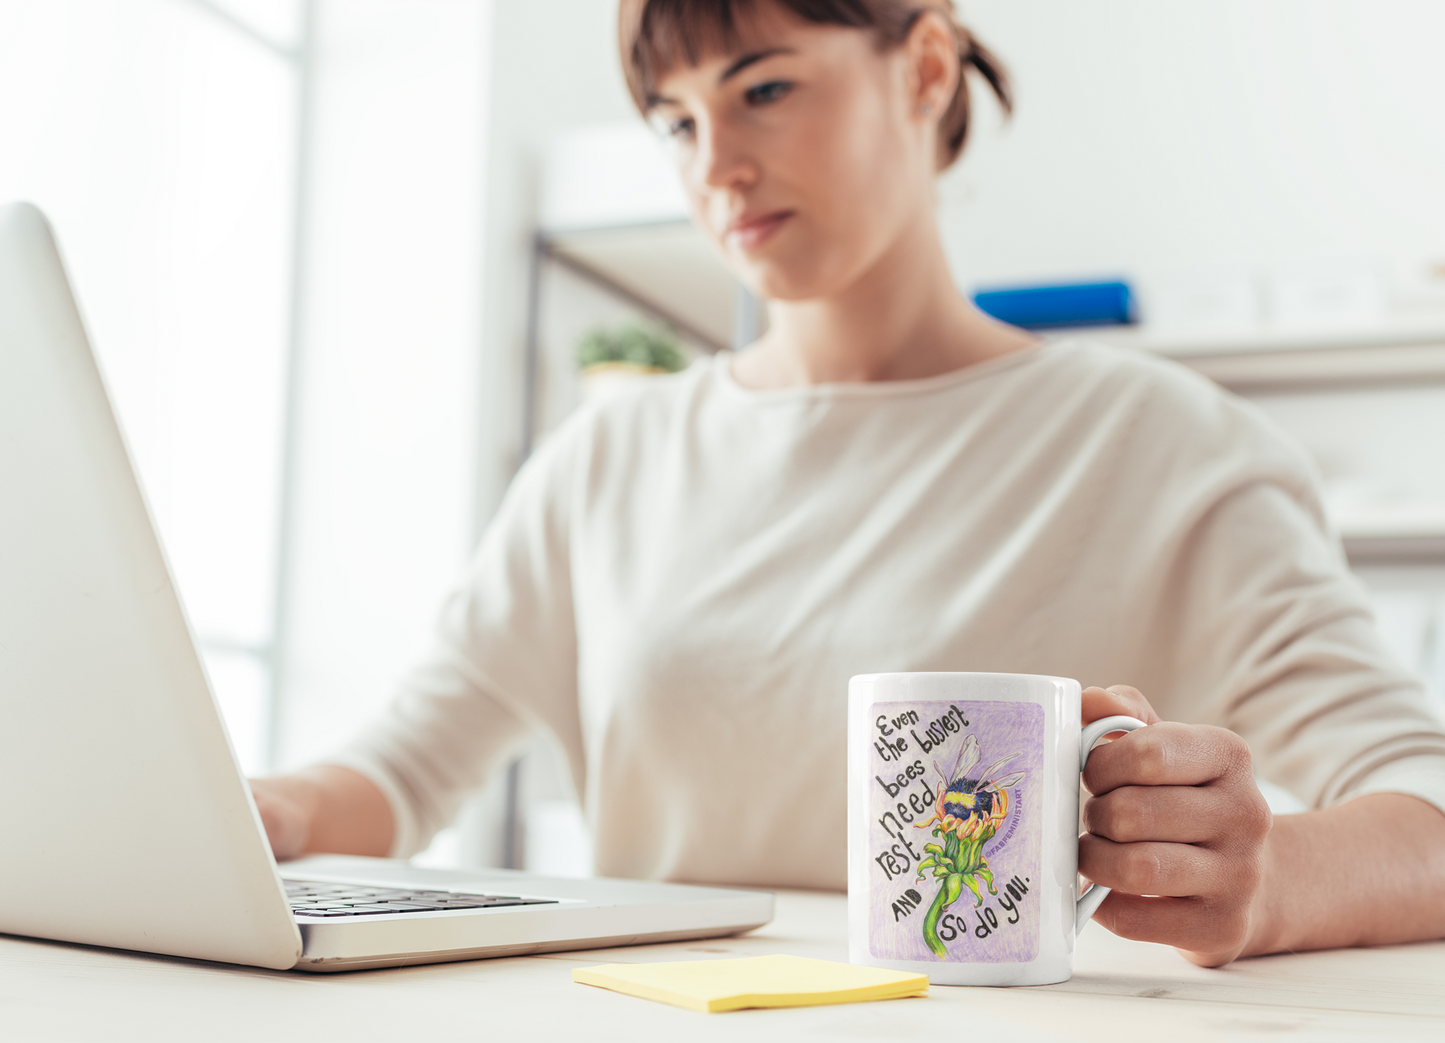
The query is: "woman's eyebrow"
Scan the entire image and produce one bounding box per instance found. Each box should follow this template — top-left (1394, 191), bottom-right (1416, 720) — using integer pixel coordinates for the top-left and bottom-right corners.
top-left (645, 47), bottom-right (798, 108)
top-left (719, 47), bottom-right (796, 83)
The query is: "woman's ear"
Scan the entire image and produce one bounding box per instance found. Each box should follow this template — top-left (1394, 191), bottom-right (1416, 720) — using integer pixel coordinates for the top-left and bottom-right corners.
top-left (905, 10), bottom-right (960, 122)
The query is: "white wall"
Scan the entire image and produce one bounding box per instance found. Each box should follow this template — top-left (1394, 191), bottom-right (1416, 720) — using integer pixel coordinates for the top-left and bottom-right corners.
top-left (272, 0), bottom-right (491, 769)
top-left (455, 0), bottom-right (641, 868)
top-left (942, 0), bottom-right (1445, 296)
top-left (272, 0), bottom-right (637, 867)
top-left (472, 0), bottom-right (636, 517)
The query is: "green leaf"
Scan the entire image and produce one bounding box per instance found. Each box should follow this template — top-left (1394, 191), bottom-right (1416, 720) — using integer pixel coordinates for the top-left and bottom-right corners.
top-left (945, 874), bottom-right (963, 906)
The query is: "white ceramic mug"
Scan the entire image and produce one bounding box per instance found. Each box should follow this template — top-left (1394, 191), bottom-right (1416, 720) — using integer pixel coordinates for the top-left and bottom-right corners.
top-left (847, 672), bottom-right (1146, 986)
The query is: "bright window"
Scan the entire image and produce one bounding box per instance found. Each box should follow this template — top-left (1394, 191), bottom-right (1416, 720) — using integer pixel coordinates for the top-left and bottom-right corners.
top-left (0, 0), bottom-right (300, 773)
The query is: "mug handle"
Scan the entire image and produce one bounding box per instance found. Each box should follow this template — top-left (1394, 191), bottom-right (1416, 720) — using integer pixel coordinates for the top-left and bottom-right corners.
top-left (1074, 714), bottom-right (1150, 935)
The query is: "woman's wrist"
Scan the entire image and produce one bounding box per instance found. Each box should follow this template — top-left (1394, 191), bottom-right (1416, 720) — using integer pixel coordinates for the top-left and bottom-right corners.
top-left (1240, 794), bottom-right (1445, 958)
top-left (286, 768), bottom-right (337, 823)
top-left (1239, 811), bottom-right (1292, 958)
top-left (293, 764), bottom-right (396, 857)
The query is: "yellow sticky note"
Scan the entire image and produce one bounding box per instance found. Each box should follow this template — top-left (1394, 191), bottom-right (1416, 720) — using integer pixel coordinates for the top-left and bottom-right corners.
top-left (572, 954), bottom-right (928, 1013)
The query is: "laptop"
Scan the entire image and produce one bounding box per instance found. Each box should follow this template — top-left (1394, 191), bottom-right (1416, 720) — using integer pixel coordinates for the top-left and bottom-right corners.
top-left (0, 201), bottom-right (772, 972)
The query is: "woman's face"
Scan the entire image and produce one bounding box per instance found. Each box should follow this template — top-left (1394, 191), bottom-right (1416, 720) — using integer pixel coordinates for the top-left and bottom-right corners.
top-left (649, 6), bottom-right (947, 302)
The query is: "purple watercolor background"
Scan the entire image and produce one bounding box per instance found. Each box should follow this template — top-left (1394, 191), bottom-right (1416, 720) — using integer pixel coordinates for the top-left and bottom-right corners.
top-left (866, 699), bottom-right (1043, 963)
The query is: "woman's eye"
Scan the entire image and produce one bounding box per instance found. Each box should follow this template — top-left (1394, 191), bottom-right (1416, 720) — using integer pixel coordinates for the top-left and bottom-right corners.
top-left (745, 80), bottom-right (792, 106)
top-left (659, 116), bottom-right (695, 140)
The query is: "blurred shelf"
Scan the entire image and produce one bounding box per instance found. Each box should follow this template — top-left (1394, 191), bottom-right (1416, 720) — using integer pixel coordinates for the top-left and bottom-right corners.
top-left (1175, 342), bottom-right (1445, 392)
top-left (1336, 503), bottom-right (1445, 564)
top-left (540, 221), bottom-right (733, 352)
top-left (1344, 535), bottom-right (1445, 565)
top-left (1091, 318), bottom-right (1445, 392)
top-left (538, 225), bottom-right (1445, 392)
top-left (1095, 314), bottom-right (1445, 357)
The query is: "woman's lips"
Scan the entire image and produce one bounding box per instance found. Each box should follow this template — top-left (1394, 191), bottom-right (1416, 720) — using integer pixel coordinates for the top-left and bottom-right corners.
top-left (724, 210), bottom-right (793, 252)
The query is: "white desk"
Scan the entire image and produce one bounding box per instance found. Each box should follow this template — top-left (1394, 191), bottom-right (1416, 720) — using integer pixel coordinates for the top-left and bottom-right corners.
top-left (3, 891), bottom-right (1442, 1042)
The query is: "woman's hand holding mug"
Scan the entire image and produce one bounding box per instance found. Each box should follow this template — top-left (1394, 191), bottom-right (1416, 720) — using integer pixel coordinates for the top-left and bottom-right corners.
top-left (848, 673), bottom-right (1274, 985)
top-left (1079, 685), bottom-right (1274, 968)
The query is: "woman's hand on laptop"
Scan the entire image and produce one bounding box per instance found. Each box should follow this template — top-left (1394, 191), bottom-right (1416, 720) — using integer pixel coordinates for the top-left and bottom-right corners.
top-left (249, 776), bottom-right (314, 860)
top-left (248, 766), bottom-right (395, 860)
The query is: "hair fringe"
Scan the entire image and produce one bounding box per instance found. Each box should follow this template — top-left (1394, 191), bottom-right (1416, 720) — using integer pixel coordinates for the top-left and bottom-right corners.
top-left (618, 0), bottom-right (1012, 170)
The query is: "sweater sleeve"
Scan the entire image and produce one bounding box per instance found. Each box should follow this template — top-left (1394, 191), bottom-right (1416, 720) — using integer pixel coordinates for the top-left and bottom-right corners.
top-left (328, 423), bottom-right (584, 857)
top-left (1124, 390), bottom-right (1445, 816)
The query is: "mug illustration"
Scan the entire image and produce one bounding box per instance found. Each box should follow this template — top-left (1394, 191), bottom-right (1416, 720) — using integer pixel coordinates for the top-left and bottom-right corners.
top-left (867, 698), bottom-right (1042, 964)
top-left (914, 734), bottom-right (1025, 957)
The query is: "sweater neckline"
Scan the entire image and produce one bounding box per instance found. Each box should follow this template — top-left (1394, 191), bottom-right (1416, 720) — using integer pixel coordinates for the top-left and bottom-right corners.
top-left (710, 339), bottom-right (1058, 405)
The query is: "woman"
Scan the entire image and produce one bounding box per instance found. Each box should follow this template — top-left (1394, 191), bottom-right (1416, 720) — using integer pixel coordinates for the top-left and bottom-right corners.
top-left (253, 0), bottom-right (1445, 968)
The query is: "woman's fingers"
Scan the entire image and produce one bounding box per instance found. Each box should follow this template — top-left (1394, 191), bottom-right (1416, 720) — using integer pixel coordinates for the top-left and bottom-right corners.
top-left (1083, 722), bottom-right (1254, 796)
top-left (1084, 783), bottom-right (1242, 845)
top-left (1091, 892), bottom-right (1254, 966)
top-left (249, 778), bottom-right (310, 860)
top-left (1078, 834), bottom-right (1246, 897)
top-left (1082, 685), bottom-right (1161, 728)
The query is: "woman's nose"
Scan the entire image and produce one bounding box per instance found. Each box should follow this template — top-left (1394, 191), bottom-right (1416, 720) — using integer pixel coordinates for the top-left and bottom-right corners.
top-left (692, 116), bottom-right (757, 193)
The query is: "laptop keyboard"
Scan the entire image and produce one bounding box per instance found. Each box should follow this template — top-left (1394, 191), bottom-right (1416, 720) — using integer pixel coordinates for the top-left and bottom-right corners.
top-left (285, 879), bottom-right (558, 918)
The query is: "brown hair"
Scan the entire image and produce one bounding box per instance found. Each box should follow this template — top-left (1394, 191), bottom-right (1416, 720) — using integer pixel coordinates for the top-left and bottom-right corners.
top-left (618, 0), bottom-right (1012, 169)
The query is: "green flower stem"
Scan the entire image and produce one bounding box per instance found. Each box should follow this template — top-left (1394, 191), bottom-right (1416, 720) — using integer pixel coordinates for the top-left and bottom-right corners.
top-left (921, 873), bottom-right (954, 958)
top-left (918, 824), bottom-right (1010, 955)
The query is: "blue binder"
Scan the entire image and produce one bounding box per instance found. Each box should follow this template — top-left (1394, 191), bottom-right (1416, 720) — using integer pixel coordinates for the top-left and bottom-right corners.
top-left (972, 280), bottom-right (1136, 330)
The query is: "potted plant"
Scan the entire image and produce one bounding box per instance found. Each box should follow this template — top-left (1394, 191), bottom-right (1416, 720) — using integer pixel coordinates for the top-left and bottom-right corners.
top-left (575, 320), bottom-right (688, 400)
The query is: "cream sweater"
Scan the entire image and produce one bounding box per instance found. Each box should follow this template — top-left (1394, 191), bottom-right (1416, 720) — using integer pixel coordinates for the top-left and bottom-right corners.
top-left (336, 341), bottom-right (1445, 890)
